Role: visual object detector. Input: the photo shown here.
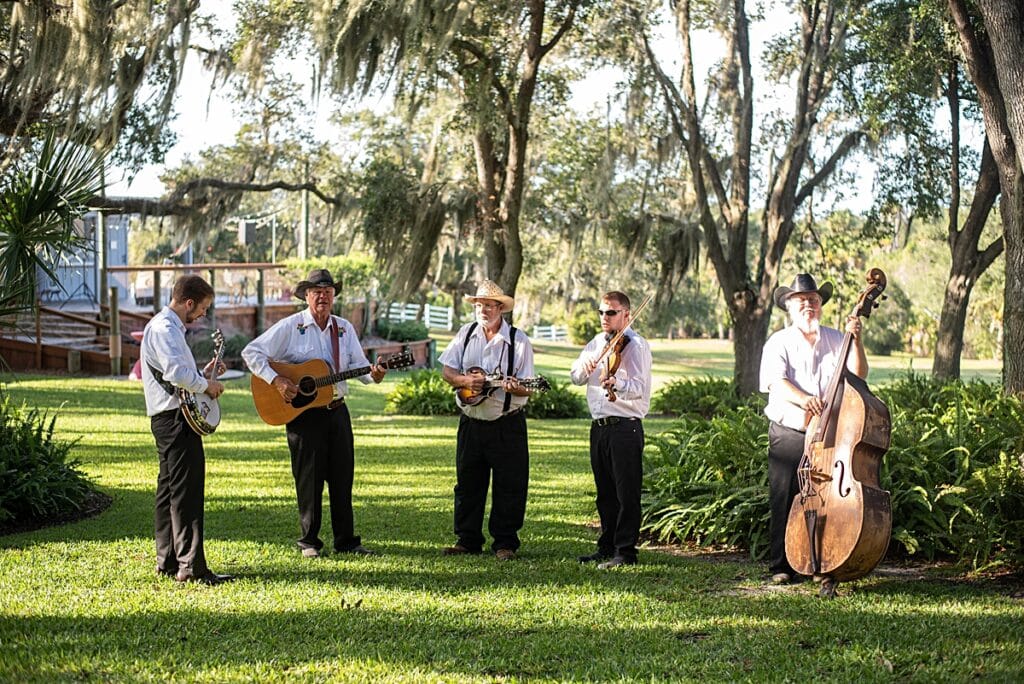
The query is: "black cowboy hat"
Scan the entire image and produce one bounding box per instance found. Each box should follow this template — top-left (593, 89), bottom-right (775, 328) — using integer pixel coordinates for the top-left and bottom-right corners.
top-left (294, 268), bottom-right (341, 300)
top-left (774, 273), bottom-right (833, 310)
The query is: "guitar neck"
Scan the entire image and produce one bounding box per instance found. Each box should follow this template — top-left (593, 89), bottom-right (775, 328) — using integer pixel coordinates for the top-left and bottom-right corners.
top-left (315, 365), bottom-right (373, 388)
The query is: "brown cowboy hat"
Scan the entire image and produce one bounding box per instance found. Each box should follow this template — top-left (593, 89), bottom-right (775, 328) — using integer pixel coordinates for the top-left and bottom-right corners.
top-left (294, 268), bottom-right (341, 300)
top-left (774, 273), bottom-right (833, 310)
top-left (464, 279), bottom-right (514, 313)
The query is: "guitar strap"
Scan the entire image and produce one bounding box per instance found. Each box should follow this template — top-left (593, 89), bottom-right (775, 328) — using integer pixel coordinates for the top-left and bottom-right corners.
top-left (147, 362), bottom-right (176, 396)
top-left (330, 316), bottom-right (341, 373)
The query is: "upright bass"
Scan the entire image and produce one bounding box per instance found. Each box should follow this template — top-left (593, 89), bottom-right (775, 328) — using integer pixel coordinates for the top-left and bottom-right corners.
top-left (784, 268), bottom-right (892, 595)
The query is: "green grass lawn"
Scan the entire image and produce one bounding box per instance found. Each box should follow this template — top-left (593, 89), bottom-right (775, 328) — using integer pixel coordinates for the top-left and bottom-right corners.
top-left (1, 341), bottom-right (1020, 682)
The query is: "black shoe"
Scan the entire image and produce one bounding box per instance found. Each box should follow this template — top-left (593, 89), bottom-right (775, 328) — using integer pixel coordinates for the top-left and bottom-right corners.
top-left (597, 556), bottom-right (636, 570)
top-left (578, 551), bottom-right (611, 564)
top-left (176, 570), bottom-right (235, 585)
top-left (337, 544), bottom-right (378, 556)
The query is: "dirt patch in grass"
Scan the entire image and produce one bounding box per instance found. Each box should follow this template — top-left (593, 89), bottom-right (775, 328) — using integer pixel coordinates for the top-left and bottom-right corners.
top-left (0, 489), bottom-right (113, 537)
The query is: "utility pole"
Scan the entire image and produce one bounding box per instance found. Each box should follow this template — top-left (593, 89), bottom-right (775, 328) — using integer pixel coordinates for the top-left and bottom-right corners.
top-left (300, 159), bottom-right (310, 259)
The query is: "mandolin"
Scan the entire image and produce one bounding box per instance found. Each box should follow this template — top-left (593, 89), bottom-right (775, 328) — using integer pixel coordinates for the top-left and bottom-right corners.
top-left (250, 351), bottom-right (415, 425)
top-left (455, 366), bottom-right (552, 408)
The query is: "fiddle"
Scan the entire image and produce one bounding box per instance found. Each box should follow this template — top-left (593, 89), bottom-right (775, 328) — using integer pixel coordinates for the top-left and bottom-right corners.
top-left (602, 334), bottom-right (631, 402)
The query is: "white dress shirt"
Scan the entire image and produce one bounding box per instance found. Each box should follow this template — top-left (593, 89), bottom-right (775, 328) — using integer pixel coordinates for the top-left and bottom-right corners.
top-left (570, 332), bottom-right (652, 420)
top-left (242, 309), bottom-right (372, 397)
top-left (439, 320), bottom-right (534, 421)
top-left (140, 307), bottom-right (209, 416)
top-left (759, 324), bottom-right (845, 430)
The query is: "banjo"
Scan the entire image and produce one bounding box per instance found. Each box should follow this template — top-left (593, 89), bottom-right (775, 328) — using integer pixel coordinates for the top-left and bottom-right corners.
top-left (179, 329), bottom-right (224, 436)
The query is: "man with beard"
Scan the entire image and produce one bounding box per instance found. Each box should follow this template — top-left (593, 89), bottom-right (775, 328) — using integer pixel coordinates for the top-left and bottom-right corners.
top-left (141, 274), bottom-right (233, 585)
top-left (759, 274), bottom-right (867, 586)
top-left (438, 279), bottom-right (535, 561)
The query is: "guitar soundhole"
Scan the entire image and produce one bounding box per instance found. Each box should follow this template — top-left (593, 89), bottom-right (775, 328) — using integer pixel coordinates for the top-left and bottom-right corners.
top-left (297, 376), bottom-right (317, 396)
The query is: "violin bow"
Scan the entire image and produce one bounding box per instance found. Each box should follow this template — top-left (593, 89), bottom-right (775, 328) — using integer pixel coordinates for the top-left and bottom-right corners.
top-left (592, 293), bottom-right (654, 367)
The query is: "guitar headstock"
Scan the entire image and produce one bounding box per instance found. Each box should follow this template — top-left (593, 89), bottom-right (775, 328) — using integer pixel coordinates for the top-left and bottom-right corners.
top-left (852, 268), bottom-right (887, 319)
top-left (212, 329), bottom-right (225, 350)
top-left (380, 350), bottom-right (416, 370)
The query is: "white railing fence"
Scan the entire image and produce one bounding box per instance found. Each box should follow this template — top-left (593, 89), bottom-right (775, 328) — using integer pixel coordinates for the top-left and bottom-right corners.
top-left (385, 302), bottom-right (454, 331)
top-left (532, 324), bottom-right (568, 342)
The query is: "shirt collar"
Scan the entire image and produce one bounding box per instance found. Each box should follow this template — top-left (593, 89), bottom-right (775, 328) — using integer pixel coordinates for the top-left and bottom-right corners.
top-left (474, 318), bottom-right (510, 344)
top-left (160, 306), bottom-right (185, 332)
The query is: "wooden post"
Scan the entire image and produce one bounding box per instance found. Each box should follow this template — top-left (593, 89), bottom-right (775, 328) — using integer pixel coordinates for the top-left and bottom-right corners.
top-left (428, 338), bottom-right (437, 369)
top-left (256, 269), bottom-right (266, 336)
top-left (35, 299), bottom-right (42, 368)
top-left (97, 210), bottom-right (108, 314)
top-left (153, 270), bottom-right (161, 314)
top-left (109, 286), bottom-right (121, 375)
top-left (207, 268), bottom-right (216, 329)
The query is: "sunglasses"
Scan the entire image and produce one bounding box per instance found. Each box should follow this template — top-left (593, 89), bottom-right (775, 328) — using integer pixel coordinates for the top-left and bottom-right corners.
top-left (596, 309), bottom-right (621, 317)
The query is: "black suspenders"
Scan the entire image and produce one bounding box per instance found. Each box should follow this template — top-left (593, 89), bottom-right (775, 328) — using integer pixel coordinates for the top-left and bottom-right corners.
top-left (461, 322), bottom-right (518, 414)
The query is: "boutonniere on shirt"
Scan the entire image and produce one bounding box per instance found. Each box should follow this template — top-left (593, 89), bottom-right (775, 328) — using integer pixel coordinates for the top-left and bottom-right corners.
top-left (337, 325), bottom-right (345, 339)
top-left (297, 323), bottom-right (309, 335)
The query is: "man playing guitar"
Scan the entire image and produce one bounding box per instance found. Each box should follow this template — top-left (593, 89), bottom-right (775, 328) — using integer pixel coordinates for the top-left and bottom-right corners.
top-left (242, 268), bottom-right (387, 559)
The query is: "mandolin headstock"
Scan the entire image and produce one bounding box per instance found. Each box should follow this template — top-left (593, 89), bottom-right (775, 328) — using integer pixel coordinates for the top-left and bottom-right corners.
top-left (852, 268), bottom-right (887, 319)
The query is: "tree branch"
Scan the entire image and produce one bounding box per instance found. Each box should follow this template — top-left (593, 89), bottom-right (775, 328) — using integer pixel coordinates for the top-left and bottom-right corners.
top-left (794, 129), bottom-right (864, 206)
top-left (537, 0), bottom-right (580, 59)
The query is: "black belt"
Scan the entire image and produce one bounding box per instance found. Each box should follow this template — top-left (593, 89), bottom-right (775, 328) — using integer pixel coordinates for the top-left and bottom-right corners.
top-left (593, 416), bottom-right (640, 427)
top-left (327, 397), bottom-right (346, 411)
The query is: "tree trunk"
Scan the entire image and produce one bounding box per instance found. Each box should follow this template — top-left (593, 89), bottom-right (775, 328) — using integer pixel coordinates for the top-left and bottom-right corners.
top-left (731, 298), bottom-right (772, 396)
top-left (932, 142), bottom-right (1003, 380)
top-left (1002, 171), bottom-right (1024, 392)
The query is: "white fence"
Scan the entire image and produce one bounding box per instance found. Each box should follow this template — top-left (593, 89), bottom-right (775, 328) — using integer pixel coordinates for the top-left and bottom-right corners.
top-left (385, 302), bottom-right (454, 331)
top-left (533, 324), bottom-right (568, 342)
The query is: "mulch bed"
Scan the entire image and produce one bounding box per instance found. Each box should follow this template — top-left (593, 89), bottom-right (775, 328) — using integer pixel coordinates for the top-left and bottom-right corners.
top-left (0, 489), bottom-right (112, 537)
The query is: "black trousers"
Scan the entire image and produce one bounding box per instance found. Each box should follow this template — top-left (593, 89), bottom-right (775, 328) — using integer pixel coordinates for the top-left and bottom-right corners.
top-left (286, 403), bottom-right (361, 552)
top-left (453, 412), bottom-right (529, 552)
top-left (590, 419), bottom-right (645, 562)
top-left (768, 421), bottom-right (805, 575)
top-left (152, 409), bottom-right (207, 576)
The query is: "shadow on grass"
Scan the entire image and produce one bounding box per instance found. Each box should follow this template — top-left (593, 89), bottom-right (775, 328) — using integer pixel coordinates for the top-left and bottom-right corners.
top-left (2, 578), bottom-right (1022, 681)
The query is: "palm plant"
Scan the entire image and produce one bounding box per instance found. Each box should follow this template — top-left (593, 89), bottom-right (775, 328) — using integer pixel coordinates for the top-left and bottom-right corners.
top-left (0, 130), bottom-right (105, 320)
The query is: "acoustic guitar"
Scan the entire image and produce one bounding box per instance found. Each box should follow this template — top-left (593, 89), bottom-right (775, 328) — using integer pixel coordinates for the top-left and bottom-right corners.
top-left (454, 366), bottom-right (552, 408)
top-left (251, 351), bottom-right (415, 425)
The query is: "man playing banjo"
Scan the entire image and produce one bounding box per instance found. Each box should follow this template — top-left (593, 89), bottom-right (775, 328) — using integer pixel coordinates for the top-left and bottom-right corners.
top-left (141, 274), bottom-right (233, 585)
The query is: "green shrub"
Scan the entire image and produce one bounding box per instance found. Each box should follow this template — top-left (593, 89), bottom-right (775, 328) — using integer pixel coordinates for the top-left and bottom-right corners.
top-left (0, 393), bottom-right (94, 524)
top-left (568, 303), bottom-right (599, 345)
top-left (641, 372), bottom-right (1024, 570)
top-left (376, 319), bottom-right (429, 342)
top-left (385, 369), bottom-right (458, 416)
top-left (641, 405), bottom-right (770, 558)
top-left (651, 376), bottom-right (764, 418)
top-left (223, 333), bottom-right (250, 360)
top-left (524, 380), bottom-right (588, 419)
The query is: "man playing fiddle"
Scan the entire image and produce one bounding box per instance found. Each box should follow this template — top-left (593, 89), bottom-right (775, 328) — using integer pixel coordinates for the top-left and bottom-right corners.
top-left (570, 291), bottom-right (652, 569)
top-left (759, 274), bottom-right (867, 590)
top-left (438, 279), bottom-right (536, 561)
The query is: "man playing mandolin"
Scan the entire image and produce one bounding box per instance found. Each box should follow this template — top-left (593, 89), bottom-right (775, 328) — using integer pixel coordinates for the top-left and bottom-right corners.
top-left (242, 269), bottom-right (387, 559)
top-left (141, 274), bottom-right (232, 585)
top-left (570, 291), bottom-right (652, 569)
top-left (439, 279), bottom-right (536, 561)
top-left (759, 273), bottom-right (867, 590)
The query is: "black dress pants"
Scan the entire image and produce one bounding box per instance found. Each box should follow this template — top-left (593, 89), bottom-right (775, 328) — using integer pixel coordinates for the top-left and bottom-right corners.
top-left (453, 411), bottom-right (529, 552)
top-left (590, 419), bottom-right (645, 562)
top-left (152, 409), bottom-right (207, 576)
top-left (767, 421), bottom-right (806, 575)
top-left (286, 403), bottom-right (361, 552)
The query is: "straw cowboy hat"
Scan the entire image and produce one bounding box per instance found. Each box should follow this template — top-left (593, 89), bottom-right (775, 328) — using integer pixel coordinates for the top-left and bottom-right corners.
top-left (774, 273), bottom-right (833, 310)
top-left (464, 279), bottom-right (515, 313)
top-left (294, 268), bottom-right (341, 300)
